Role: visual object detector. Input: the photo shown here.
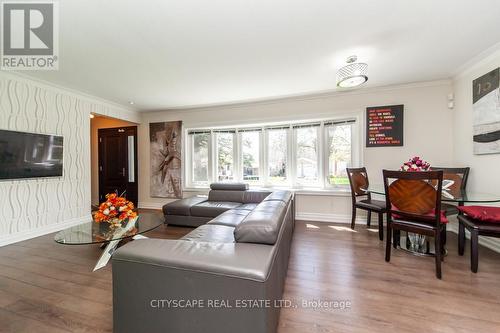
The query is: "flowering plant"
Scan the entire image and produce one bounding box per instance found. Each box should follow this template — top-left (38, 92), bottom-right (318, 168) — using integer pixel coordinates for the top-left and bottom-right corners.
top-left (400, 156), bottom-right (430, 172)
top-left (93, 193), bottom-right (137, 225)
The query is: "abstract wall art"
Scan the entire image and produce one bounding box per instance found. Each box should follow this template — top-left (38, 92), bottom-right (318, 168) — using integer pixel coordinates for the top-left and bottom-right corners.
top-left (150, 121), bottom-right (183, 198)
top-left (473, 68), bottom-right (500, 155)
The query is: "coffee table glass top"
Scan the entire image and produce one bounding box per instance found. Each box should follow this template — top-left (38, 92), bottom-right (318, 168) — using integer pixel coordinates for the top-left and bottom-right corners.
top-left (364, 185), bottom-right (500, 203)
top-left (54, 212), bottom-right (164, 245)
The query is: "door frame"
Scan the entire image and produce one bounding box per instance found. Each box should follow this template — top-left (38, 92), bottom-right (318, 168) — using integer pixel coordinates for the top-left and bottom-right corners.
top-left (97, 126), bottom-right (138, 203)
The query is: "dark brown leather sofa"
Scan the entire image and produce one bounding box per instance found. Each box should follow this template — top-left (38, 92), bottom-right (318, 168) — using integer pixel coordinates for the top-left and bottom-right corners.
top-left (112, 185), bottom-right (294, 333)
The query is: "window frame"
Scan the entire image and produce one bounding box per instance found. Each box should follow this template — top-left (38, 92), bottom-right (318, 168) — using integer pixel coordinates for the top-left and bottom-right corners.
top-left (292, 123), bottom-right (322, 188)
top-left (185, 116), bottom-right (360, 190)
top-left (213, 129), bottom-right (237, 183)
top-left (239, 128), bottom-right (263, 184)
top-left (264, 126), bottom-right (290, 187)
top-left (323, 120), bottom-right (357, 189)
top-left (186, 130), bottom-right (212, 187)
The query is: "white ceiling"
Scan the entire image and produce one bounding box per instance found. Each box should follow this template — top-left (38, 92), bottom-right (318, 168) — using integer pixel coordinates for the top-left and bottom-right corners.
top-left (20, 0), bottom-right (500, 111)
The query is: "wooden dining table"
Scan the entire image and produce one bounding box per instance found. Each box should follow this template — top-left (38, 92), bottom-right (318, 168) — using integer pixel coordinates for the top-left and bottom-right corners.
top-left (362, 185), bottom-right (500, 256)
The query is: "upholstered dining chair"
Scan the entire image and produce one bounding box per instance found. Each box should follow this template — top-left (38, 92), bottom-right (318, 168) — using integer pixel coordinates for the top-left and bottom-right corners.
top-left (429, 167), bottom-right (470, 246)
top-left (429, 167), bottom-right (470, 215)
top-left (383, 170), bottom-right (446, 279)
top-left (458, 206), bottom-right (500, 273)
top-left (346, 167), bottom-right (386, 240)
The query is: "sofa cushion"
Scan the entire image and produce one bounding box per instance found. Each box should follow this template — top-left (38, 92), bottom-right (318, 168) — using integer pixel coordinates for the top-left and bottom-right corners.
top-left (234, 201), bottom-right (287, 245)
top-left (190, 201), bottom-right (242, 217)
top-left (234, 203), bottom-right (259, 211)
top-left (162, 196), bottom-right (207, 216)
top-left (208, 190), bottom-right (245, 203)
top-left (208, 209), bottom-right (251, 228)
top-left (210, 182), bottom-right (249, 191)
top-left (263, 190), bottom-right (293, 203)
top-left (181, 224), bottom-right (235, 243)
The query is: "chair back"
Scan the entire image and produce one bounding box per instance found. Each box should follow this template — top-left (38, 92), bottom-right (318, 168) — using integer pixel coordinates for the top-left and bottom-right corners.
top-left (346, 167), bottom-right (370, 200)
top-left (430, 167), bottom-right (470, 198)
top-left (383, 170), bottom-right (443, 225)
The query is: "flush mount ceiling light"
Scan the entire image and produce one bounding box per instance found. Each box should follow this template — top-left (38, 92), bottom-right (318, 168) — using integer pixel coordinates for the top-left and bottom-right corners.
top-left (336, 55), bottom-right (368, 88)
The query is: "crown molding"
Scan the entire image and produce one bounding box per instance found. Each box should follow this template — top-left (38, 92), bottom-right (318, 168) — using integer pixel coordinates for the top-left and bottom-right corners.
top-left (453, 42), bottom-right (500, 80)
top-left (143, 79), bottom-right (452, 114)
top-left (0, 71), bottom-right (139, 115)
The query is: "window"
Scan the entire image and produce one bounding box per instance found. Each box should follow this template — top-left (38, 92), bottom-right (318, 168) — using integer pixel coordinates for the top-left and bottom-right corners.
top-left (191, 131), bottom-right (210, 184)
top-left (186, 118), bottom-right (358, 189)
top-left (294, 124), bottom-right (319, 184)
top-left (240, 129), bottom-right (261, 182)
top-left (326, 121), bottom-right (353, 186)
top-left (215, 131), bottom-right (235, 181)
top-left (267, 127), bottom-right (288, 184)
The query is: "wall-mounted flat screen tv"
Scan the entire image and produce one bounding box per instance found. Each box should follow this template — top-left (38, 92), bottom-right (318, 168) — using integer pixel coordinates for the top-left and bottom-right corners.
top-left (0, 129), bottom-right (64, 180)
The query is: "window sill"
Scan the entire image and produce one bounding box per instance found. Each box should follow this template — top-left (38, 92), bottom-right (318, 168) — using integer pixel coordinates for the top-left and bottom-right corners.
top-left (183, 186), bottom-right (351, 197)
top-left (293, 188), bottom-right (351, 197)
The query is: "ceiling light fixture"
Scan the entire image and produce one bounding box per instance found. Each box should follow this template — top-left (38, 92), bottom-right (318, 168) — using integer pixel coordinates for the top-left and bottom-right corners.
top-left (129, 101), bottom-right (135, 105)
top-left (336, 55), bottom-right (368, 88)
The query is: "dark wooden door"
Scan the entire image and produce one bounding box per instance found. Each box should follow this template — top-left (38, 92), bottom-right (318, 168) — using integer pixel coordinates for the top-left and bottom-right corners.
top-left (98, 126), bottom-right (138, 205)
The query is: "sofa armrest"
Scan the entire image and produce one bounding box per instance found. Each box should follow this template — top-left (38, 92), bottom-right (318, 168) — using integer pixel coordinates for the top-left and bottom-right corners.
top-left (112, 239), bottom-right (281, 333)
top-left (162, 196), bottom-right (207, 216)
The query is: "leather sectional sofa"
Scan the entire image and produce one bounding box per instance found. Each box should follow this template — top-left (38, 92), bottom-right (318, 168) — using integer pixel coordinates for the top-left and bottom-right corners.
top-left (112, 183), bottom-right (295, 333)
top-left (161, 183), bottom-right (274, 227)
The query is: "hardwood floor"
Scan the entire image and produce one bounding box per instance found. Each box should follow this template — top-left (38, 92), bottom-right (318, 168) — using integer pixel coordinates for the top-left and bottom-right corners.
top-left (0, 219), bottom-right (499, 332)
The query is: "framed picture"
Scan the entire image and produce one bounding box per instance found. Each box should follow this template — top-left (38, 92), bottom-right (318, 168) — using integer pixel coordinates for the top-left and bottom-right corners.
top-left (366, 104), bottom-right (404, 147)
top-left (149, 121), bottom-right (183, 198)
top-left (473, 68), bottom-right (500, 155)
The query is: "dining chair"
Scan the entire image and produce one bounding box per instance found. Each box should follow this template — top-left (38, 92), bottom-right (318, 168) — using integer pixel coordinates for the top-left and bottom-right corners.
top-left (429, 167), bottom-right (470, 215)
top-left (458, 207), bottom-right (500, 273)
top-left (428, 167), bottom-right (470, 246)
top-left (383, 170), bottom-right (447, 279)
top-left (346, 167), bottom-right (386, 240)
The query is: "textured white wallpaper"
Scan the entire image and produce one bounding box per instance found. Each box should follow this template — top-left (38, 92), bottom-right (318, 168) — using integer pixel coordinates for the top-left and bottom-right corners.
top-left (0, 72), bottom-right (139, 246)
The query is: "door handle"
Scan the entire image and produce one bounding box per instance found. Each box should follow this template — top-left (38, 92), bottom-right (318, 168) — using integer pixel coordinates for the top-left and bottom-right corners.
top-left (122, 167), bottom-right (126, 176)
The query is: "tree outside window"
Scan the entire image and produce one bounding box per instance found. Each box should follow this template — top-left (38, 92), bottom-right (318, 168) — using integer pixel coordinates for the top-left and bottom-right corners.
top-left (216, 132), bottom-right (234, 181)
top-left (327, 124), bottom-right (352, 185)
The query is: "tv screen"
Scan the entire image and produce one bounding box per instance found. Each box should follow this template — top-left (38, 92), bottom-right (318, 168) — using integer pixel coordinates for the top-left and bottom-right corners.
top-left (0, 130), bottom-right (64, 180)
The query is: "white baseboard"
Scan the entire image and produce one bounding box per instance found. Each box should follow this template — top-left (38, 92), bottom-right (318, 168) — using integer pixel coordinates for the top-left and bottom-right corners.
top-left (0, 215), bottom-right (91, 247)
top-left (295, 212), bottom-right (372, 225)
top-left (138, 202), bottom-right (164, 210)
top-left (447, 223), bottom-right (500, 254)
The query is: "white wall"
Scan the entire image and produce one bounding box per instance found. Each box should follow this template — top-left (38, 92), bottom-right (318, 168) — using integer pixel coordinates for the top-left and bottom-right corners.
top-left (138, 80), bottom-right (454, 223)
top-left (453, 48), bottom-right (500, 194)
top-left (451, 47), bottom-right (500, 252)
top-left (0, 72), bottom-right (140, 246)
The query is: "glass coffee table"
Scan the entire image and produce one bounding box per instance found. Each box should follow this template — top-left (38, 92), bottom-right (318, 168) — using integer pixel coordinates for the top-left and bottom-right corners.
top-left (54, 212), bottom-right (163, 271)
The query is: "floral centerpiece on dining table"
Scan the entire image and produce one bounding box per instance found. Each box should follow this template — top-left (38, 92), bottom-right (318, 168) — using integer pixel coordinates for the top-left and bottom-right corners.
top-left (398, 156), bottom-right (432, 253)
top-left (400, 156), bottom-right (430, 172)
top-left (93, 192), bottom-right (137, 227)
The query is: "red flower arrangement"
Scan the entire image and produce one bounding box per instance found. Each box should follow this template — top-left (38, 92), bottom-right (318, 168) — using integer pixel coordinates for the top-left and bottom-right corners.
top-left (400, 156), bottom-right (430, 172)
top-left (93, 193), bottom-right (137, 225)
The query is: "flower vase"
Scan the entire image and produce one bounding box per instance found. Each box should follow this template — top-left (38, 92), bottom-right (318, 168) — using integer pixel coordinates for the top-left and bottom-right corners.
top-left (109, 218), bottom-right (125, 228)
top-left (407, 233), bottom-right (427, 253)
